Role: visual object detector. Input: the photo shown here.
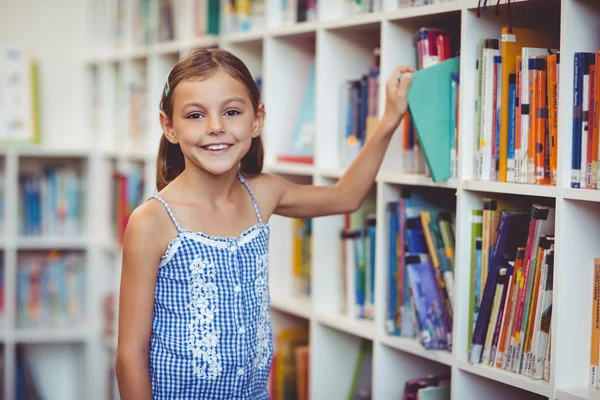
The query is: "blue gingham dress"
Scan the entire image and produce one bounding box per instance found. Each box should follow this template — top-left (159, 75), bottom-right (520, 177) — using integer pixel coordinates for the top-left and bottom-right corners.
top-left (148, 172), bottom-right (273, 399)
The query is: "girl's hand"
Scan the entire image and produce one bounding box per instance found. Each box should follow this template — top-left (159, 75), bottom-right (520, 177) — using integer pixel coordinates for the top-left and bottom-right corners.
top-left (382, 66), bottom-right (416, 130)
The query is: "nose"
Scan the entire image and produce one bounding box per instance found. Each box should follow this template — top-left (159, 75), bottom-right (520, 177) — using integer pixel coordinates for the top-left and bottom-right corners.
top-left (207, 114), bottom-right (224, 136)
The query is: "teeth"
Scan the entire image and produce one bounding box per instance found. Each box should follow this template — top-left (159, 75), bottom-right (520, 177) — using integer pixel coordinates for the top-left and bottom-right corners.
top-left (206, 144), bottom-right (229, 150)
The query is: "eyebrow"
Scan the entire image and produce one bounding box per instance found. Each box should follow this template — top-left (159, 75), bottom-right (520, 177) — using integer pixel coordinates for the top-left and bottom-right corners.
top-left (181, 97), bottom-right (246, 110)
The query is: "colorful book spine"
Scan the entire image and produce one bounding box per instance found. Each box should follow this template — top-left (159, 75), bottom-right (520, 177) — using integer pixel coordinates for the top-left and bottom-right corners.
top-left (590, 258), bottom-right (600, 388)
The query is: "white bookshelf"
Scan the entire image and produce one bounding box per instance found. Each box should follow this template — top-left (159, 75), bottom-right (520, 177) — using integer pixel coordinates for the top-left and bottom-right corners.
top-left (3, 0), bottom-right (600, 398)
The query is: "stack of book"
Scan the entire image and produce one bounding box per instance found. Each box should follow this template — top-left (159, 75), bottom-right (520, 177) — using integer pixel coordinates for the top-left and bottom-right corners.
top-left (386, 189), bottom-right (456, 351)
top-left (340, 200), bottom-right (377, 321)
top-left (472, 28), bottom-right (560, 185)
top-left (468, 200), bottom-right (554, 382)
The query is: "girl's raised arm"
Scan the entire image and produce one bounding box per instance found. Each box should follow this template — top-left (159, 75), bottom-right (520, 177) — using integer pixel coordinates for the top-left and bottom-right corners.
top-left (116, 205), bottom-right (163, 399)
top-left (269, 66), bottom-right (415, 219)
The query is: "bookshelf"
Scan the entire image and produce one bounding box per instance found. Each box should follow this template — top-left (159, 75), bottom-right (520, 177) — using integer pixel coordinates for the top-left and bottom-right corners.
top-left (4, 0), bottom-right (600, 398)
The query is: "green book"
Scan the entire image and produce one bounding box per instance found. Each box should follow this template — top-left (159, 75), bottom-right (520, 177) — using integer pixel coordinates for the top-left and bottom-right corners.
top-left (407, 56), bottom-right (460, 182)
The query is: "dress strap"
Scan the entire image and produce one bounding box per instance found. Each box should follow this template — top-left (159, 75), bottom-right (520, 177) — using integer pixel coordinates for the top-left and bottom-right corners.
top-left (150, 194), bottom-right (183, 233)
top-left (237, 172), bottom-right (263, 224)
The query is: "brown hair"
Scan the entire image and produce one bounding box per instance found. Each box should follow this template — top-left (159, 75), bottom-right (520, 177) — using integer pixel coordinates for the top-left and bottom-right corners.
top-left (156, 47), bottom-right (264, 191)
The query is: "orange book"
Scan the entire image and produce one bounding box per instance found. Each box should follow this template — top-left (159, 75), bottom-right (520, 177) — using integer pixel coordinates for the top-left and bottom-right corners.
top-left (499, 27), bottom-right (558, 182)
top-left (588, 62), bottom-right (597, 189)
top-left (533, 57), bottom-right (549, 185)
top-left (495, 250), bottom-right (523, 368)
top-left (547, 53), bottom-right (559, 186)
top-left (295, 346), bottom-right (309, 400)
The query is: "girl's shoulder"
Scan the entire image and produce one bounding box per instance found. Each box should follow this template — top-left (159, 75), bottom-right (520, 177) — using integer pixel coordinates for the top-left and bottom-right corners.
top-left (241, 172), bottom-right (286, 220)
top-left (124, 198), bottom-right (180, 255)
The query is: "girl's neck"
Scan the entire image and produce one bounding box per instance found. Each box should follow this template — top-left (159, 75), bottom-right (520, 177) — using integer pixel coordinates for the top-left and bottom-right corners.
top-left (177, 166), bottom-right (241, 205)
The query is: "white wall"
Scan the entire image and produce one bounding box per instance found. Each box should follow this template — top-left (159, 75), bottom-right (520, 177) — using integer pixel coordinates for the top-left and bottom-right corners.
top-left (0, 0), bottom-right (87, 148)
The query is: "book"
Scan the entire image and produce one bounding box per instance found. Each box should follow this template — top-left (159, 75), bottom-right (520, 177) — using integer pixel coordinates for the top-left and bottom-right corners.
top-left (407, 56), bottom-right (460, 182)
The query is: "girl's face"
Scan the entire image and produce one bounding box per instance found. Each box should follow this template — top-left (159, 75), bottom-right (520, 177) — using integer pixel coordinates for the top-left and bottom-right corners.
top-left (161, 68), bottom-right (264, 176)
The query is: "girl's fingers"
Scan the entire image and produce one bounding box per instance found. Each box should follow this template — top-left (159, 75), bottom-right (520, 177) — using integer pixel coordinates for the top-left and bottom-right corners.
top-left (389, 68), bottom-right (403, 84)
top-left (395, 72), bottom-right (413, 96)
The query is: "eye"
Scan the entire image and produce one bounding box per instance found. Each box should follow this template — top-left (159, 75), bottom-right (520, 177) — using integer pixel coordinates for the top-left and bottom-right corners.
top-left (224, 109), bottom-right (240, 117)
top-left (187, 112), bottom-right (204, 120)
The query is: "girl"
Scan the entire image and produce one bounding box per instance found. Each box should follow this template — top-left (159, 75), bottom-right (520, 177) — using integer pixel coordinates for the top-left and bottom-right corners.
top-left (116, 47), bottom-right (414, 399)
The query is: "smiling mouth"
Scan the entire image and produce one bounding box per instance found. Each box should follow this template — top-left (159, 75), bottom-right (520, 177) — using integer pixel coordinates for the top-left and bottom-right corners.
top-left (202, 144), bottom-right (232, 151)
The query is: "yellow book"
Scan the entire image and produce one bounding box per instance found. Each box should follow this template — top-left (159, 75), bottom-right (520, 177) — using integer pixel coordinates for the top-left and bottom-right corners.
top-left (591, 259), bottom-right (600, 388)
top-left (292, 218), bottom-right (303, 285)
top-left (522, 244), bottom-right (545, 375)
top-left (276, 328), bottom-right (309, 400)
top-left (499, 27), bottom-right (558, 181)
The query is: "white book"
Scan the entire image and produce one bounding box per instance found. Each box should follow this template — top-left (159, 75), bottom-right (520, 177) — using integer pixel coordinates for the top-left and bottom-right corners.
top-left (518, 48), bottom-right (557, 184)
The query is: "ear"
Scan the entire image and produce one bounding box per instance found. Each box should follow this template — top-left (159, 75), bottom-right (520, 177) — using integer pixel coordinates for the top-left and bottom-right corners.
top-left (159, 110), bottom-right (178, 144)
top-left (251, 103), bottom-right (265, 139)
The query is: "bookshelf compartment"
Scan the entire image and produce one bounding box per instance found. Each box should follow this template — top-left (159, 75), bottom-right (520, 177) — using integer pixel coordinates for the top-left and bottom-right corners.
top-left (316, 22), bottom-right (381, 171)
top-left (460, 190), bottom-right (556, 389)
top-left (553, 199), bottom-right (600, 391)
top-left (376, 182), bottom-right (457, 353)
top-left (462, 0), bottom-right (561, 184)
top-left (310, 323), bottom-right (372, 400)
top-left (269, 310), bottom-right (310, 400)
top-left (373, 341), bottom-right (451, 399)
top-left (263, 32), bottom-right (316, 166)
top-left (16, 249), bottom-right (87, 330)
top-left (380, 12), bottom-right (461, 177)
top-left (312, 176), bottom-right (376, 319)
top-left (17, 156), bottom-right (87, 238)
top-left (562, 0), bottom-right (600, 192)
top-left (268, 174), bottom-right (312, 302)
top-left (15, 343), bottom-right (85, 400)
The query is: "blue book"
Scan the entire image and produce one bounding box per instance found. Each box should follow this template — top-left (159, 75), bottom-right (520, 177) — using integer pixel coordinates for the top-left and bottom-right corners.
top-left (572, 53), bottom-right (595, 188)
top-left (386, 202), bottom-right (399, 335)
top-left (495, 55), bottom-right (502, 179)
top-left (508, 73), bottom-right (516, 181)
top-left (406, 253), bottom-right (450, 350)
top-left (405, 217), bottom-right (427, 253)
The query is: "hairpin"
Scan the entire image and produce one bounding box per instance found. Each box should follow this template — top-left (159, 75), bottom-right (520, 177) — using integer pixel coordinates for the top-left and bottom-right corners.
top-left (165, 79), bottom-right (170, 97)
